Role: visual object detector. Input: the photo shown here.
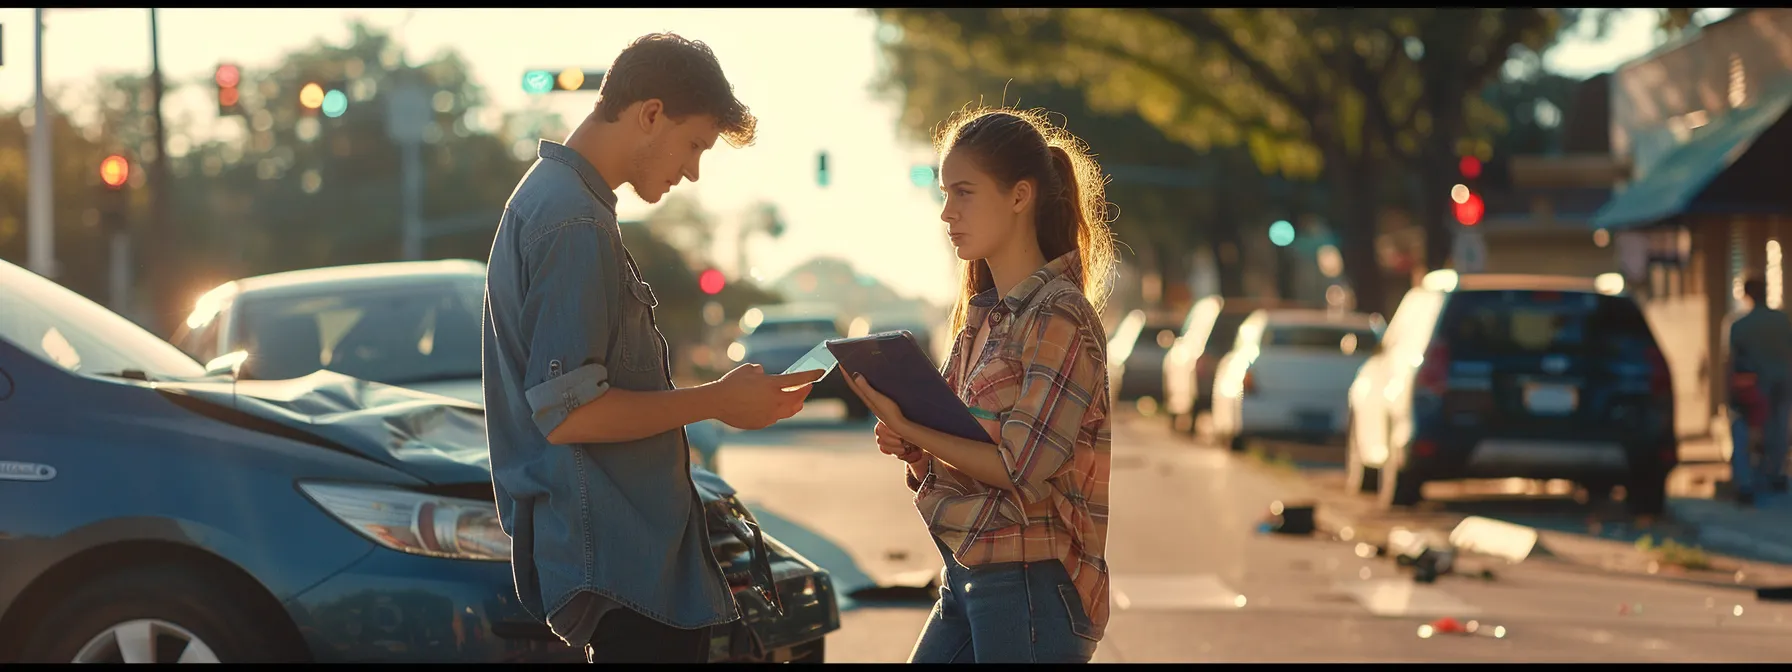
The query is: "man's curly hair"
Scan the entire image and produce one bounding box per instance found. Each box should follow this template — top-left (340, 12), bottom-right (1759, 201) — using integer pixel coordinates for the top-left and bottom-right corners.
top-left (595, 33), bottom-right (757, 148)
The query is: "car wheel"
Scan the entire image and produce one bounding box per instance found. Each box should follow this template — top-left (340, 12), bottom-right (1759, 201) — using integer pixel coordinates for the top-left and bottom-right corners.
top-left (17, 564), bottom-right (302, 663)
top-left (1377, 464), bottom-right (1422, 509)
top-left (1227, 434), bottom-right (1248, 453)
top-left (1345, 421), bottom-right (1380, 495)
top-left (1626, 472), bottom-right (1667, 517)
top-left (787, 638), bottom-right (825, 663)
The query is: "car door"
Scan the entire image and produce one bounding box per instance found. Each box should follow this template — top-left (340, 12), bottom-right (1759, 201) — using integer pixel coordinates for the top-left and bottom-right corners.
top-left (1351, 289), bottom-right (1444, 467)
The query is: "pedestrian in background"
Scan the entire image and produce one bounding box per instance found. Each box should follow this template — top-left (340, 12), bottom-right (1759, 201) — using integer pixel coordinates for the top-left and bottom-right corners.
top-left (1724, 273), bottom-right (1792, 507)
top-left (481, 33), bottom-right (822, 663)
top-left (846, 106), bottom-right (1117, 663)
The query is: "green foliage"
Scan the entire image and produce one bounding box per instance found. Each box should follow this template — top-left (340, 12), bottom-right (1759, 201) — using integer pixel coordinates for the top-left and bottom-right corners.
top-left (0, 19), bottom-right (773, 346)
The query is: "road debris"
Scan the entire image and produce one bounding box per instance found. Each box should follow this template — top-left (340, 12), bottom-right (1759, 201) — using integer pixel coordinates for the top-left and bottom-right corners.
top-left (1417, 617), bottom-right (1507, 639)
top-left (1261, 500), bottom-right (1316, 536)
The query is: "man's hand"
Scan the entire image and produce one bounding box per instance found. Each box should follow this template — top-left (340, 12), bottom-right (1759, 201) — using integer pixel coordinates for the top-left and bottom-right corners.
top-left (876, 420), bottom-right (925, 463)
top-left (710, 364), bottom-right (823, 430)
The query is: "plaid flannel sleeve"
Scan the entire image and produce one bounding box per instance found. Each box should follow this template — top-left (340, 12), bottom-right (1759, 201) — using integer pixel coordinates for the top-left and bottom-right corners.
top-left (996, 293), bottom-right (1106, 505)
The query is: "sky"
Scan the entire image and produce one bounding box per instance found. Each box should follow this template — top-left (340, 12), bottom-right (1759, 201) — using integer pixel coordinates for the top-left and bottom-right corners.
top-left (0, 8), bottom-right (1725, 305)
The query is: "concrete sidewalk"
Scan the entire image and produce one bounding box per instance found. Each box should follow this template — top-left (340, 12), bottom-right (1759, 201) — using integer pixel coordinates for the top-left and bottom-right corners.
top-left (1667, 494), bottom-right (1792, 567)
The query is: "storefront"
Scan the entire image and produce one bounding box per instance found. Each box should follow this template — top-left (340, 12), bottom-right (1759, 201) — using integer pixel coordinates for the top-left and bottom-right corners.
top-left (1592, 7), bottom-right (1792, 439)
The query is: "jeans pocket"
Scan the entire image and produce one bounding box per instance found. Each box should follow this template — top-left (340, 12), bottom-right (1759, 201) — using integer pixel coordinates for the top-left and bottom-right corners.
top-left (936, 583), bottom-right (963, 620)
top-left (1056, 583), bottom-right (1099, 643)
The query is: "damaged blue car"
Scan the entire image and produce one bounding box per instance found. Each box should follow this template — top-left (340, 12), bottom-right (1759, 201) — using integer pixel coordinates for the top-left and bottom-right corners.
top-left (0, 258), bottom-right (838, 663)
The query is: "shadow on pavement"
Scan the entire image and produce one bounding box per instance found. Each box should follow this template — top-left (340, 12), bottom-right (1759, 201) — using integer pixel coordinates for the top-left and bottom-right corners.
top-left (740, 499), bottom-right (935, 611)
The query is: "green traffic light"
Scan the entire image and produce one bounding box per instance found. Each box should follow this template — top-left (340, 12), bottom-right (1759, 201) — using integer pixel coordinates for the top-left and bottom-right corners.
top-left (909, 165), bottom-right (935, 188)
top-left (522, 70), bottom-right (554, 95)
top-left (1269, 220), bottom-right (1295, 247)
top-left (817, 151), bottom-right (830, 188)
top-left (321, 89), bottom-right (349, 118)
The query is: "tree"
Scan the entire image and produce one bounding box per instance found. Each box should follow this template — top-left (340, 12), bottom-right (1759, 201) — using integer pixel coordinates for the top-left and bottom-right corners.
top-left (646, 193), bottom-right (717, 267)
top-left (0, 91), bottom-right (140, 305)
top-left (872, 8), bottom-right (1698, 314)
top-left (872, 16), bottom-right (1296, 303)
top-left (98, 21), bottom-right (536, 333)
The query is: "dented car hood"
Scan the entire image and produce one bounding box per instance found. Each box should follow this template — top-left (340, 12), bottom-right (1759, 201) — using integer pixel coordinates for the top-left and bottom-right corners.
top-left (152, 370), bottom-right (737, 501)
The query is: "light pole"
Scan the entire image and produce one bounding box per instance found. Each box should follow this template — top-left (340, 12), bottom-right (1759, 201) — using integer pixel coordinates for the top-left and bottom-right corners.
top-left (28, 9), bottom-right (53, 279)
top-left (145, 7), bottom-right (174, 330)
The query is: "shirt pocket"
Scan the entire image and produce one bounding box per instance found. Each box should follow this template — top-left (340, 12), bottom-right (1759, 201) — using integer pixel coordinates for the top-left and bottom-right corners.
top-left (616, 271), bottom-right (663, 373)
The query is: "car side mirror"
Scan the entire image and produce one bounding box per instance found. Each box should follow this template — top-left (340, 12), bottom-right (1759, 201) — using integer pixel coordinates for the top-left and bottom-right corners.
top-left (204, 350), bottom-right (251, 379)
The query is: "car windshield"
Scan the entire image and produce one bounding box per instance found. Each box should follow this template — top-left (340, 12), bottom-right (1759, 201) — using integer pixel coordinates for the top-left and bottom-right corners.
top-left (1262, 325), bottom-right (1382, 353)
top-left (1443, 290), bottom-right (1652, 358)
top-left (1138, 323), bottom-right (1181, 350)
top-left (0, 260), bottom-right (207, 379)
top-left (751, 319), bottom-right (841, 338)
top-left (235, 277), bottom-right (485, 386)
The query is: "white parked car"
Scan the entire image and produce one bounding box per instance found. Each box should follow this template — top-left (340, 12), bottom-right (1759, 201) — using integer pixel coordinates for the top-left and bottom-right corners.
top-left (1209, 309), bottom-right (1384, 452)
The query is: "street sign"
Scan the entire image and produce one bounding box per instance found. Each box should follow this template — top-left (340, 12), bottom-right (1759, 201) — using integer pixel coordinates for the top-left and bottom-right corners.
top-left (1453, 229), bottom-right (1488, 273)
top-left (385, 80), bottom-right (432, 146)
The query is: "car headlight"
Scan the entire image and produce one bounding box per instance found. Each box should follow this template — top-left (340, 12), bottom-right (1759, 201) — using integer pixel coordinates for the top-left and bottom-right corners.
top-left (298, 482), bottom-right (511, 562)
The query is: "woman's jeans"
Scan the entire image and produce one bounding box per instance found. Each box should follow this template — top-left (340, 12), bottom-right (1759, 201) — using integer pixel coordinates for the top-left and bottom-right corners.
top-left (908, 537), bottom-right (1099, 663)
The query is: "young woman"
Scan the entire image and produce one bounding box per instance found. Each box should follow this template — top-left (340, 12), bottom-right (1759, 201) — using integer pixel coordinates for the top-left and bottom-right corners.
top-left (843, 107), bottom-right (1117, 663)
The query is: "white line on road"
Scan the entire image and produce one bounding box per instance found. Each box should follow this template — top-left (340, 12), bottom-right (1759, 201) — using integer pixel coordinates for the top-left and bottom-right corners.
top-left (1333, 579), bottom-right (1482, 618)
top-left (1112, 574), bottom-right (1250, 611)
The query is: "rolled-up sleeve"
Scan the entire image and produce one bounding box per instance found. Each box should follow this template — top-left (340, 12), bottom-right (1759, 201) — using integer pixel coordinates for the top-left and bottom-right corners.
top-left (996, 294), bottom-right (1107, 505)
top-left (519, 218), bottom-right (620, 439)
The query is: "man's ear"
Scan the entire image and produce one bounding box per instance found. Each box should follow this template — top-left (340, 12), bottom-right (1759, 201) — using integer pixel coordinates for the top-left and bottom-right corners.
top-left (1011, 178), bottom-right (1034, 214)
top-left (636, 99), bottom-right (665, 134)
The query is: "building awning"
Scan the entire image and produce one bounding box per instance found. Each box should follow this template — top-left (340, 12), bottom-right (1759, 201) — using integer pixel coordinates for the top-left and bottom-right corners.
top-left (1591, 85), bottom-right (1792, 230)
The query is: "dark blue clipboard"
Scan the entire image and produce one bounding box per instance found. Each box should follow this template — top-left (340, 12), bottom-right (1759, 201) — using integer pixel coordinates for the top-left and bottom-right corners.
top-left (826, 330), bottom-right (994, 444)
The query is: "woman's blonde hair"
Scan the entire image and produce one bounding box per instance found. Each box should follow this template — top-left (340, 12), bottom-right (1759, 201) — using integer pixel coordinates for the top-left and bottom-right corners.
top-left (933, 106), bottom-right (1117, 336)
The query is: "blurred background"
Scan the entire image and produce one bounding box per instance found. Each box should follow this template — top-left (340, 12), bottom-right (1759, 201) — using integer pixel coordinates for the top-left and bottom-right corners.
top-left (0, 8), bottom-right (1729, 375)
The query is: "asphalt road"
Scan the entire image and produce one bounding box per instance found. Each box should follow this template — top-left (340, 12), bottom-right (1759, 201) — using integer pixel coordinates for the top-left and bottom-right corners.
top-left (715, 401), bottom-right (1792, 663)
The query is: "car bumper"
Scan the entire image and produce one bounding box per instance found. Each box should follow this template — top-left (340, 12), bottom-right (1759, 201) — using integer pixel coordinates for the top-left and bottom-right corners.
top-left (284, 542), bottom-right (839, 664)
top-left (1403, 432), bottom-right (1674, 481)
top-left (283, 546), bottom-right (581, 663)
top-left (1220, 393), bottom-right (1349, 444)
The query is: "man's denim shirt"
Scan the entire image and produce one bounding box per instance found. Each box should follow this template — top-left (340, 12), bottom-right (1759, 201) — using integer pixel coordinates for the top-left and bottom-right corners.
top-left (482, 140), bottom-right (736, 633)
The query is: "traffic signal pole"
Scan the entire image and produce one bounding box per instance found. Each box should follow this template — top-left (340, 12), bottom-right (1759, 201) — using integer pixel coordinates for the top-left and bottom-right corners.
top-left (28, 9), bottom-right (53, 279)
top-left (146, 7), bottom-right (173, 329)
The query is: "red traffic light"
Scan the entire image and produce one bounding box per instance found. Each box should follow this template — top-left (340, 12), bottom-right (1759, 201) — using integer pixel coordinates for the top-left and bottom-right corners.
top-left (1459, 156), bottom-right (1482, 180)
top-left (215, 64), bottom-right (241, 89)
top-left (699, 269), bottom-right (726, 295)
top-left (1453, 192), bottom-right (1485, 226)
top-left (100, 154), bottom-right (130, 189)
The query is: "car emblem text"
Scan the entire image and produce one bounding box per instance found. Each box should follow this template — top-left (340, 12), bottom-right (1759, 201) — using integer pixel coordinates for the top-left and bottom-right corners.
top-left (0, 461), bottom-right (56, 482)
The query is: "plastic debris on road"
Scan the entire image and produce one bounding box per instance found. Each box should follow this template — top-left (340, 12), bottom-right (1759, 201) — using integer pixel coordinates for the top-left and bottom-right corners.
top-left (1760, 586), bottom-right (1792, 602)
top-left (1418, 617), bottom-right (1506, 639)
top-left (1259, 500), bottom-right (1317, 536)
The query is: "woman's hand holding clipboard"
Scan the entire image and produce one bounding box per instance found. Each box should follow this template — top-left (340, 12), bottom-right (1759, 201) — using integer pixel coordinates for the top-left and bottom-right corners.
top-left (827, 331), bottom-right (993, 444)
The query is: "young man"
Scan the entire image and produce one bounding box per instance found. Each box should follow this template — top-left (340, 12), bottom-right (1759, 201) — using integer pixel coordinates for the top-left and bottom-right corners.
top-left (1725, 274), bottom-right (1792, 506)
top-left (482, 33), bottom-right (824, 663)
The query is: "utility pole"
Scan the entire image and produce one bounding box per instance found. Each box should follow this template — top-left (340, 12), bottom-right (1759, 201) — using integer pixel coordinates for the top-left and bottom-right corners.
top-left (386, 70), bottom-right (431, 261)
top-left (146, 8), bottom-right (173, 330)
top-left (28, 9), bottom-right (54, 279)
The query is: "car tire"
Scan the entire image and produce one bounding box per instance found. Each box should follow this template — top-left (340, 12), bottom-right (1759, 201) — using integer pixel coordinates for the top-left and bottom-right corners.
top-left (1377, 465), bottom-right (1422, 509)
top-left (1626, 472), bottom-right (1668, 517)
top-left (1227, 434), bottom-right (1248, 453)
top-left (788, 638), bottom-right (825, 664)
top-left (1345, 421), bottom-right (1380, 495)
top-left (17, 564), bottom-right (302, 663)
